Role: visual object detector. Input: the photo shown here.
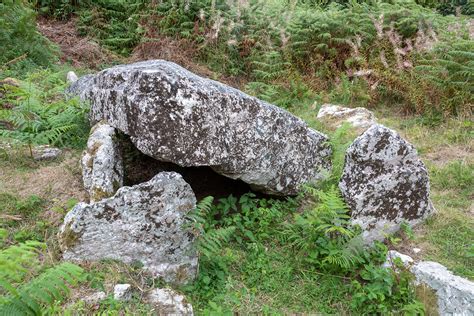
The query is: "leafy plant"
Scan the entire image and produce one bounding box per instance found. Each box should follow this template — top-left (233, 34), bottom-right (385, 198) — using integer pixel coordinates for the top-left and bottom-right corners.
top-left (0, 70), bottom-right (90, 153)
top-left (0, 0), bottom-right (57, 75)
top-left (351, 258), bottom-right (424, 314)
top-left (282, 185), bottom-right (364, 271)
top-left (0, 241), bottom-right (84, 315)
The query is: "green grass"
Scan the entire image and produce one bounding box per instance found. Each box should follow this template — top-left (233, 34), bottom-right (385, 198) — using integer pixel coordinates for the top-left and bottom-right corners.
top-left (421, 210), bottom-right (474, 278)
top-left (194, 245), bottom-right (352, 314)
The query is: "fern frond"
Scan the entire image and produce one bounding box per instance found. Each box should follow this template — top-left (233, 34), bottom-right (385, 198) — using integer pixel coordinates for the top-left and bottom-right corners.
top-left (0, 262), bottom-right (84, 315)
top-left (197, 227), bottom-right (236, 259)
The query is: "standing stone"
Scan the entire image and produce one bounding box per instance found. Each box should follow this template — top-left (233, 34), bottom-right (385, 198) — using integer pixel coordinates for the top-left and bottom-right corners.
top-left (68, 60), bottom-right (331, 195)
top-left (81, 121), bottom-right (123, 202)
top-left (59, 172), bottom-right (198, 284)
top-left (339, 124), bottom-right (434, 243)
top-left (66, 71), bottom-right (79, 84)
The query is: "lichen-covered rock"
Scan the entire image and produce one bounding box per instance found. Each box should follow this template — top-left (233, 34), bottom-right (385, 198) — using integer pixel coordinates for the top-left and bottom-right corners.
top-left (146, 288), bottom-right (193, 315)
top-left (339, 124), bottom-right (434, 243)
top-left (66, 71), bottom-right (79, 84)
top-left (382, 250), bottom-right (414, 269)
top-left (382, 252), bottom-right (474, 315)
top-left (412, 261), bottom-right (474, 315)
top-left (317, 104), bottom-right (376, 132)
top-left (114, 284), bottom-right (132, 301)
top-left (66, 74), bottom-right (94, 98)
top-left (81, 291), bottom-right (106, 305)
top-left (59, 172), bottom-right (198, 284)
top-left (32, 145), bottom-right (62, 161)
top-left (81, 122), bottom-right (123, 202)
top-left (70, 60), bottom-right (331, 195)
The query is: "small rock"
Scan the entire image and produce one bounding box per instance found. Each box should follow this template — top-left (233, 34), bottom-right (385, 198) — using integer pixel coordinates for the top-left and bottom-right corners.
top-left (413, 247), bottom-right (422, 254)
top-left (146, 288), bottom-right (193, 315)
top-left (0, 77), bottom-right (20, 88)
top-left (67, 71), bottom-right (79, 84)
top-left (412, 261), bottom-right (474, 315)
top-left (339, 124), bottom-right (434, 244)
top-left (382, 250), bottom-right (414, 269)
top-left (113, 284), bottom-right (132, 301)
top-left (81, 291), bottom-right (106, 305)
top-left (59, 172), bottom-right (198, 284)
top-left (317, 104), bottom-right (376, 132)
top-left (33, 145), bottom-right (62, 161)
top-left (81, 121), bottom-right (124, 202)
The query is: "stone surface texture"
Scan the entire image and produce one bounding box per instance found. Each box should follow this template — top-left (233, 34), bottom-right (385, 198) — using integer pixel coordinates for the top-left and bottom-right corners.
top-left (339, 124), bottom-right (434, 243)
top-left (317, 104), bottom-right (376, 131)
top-left (59, 172), bottom-right (198, 284)
top-left (69, 60), bottom-right (331, 195)
top-left (66, 74), bottom-right (95, 99)
top-left (383, 252), bottom-right (474, 315)
top-left (146, 288), bottom-right (193, 315)
top-left (382, 250), bottom-right (414, 269)
top-left (81, 291), bottom-right (106, 305)
top-left (412, 261), bottom-right (474, 315)
top-left (81, 121), bottom-right (124, 202)
top-left (67, 71), bottom-right (79, 84)
top-left (114, 284), bottom-right (132, 301)
top-left (32, 145), bottom-right (62, 161)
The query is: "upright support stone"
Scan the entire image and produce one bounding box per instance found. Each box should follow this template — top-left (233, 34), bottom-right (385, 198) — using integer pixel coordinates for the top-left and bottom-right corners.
top-left (81, 121), bottom-right (123, 202)
top-left (59, 172), bottom-right (198, 284)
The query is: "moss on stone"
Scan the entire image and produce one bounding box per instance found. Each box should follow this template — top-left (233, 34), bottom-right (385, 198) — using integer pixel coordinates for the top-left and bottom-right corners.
top-left (60, 222), bottom-right (81, 250)
top-left (91, 186), bottom-right (113, 201)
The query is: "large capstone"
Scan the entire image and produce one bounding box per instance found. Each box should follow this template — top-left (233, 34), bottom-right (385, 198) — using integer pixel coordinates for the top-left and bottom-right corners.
top-left (81, 121), bottom-right (124, 202)
top-left (68, 60), bottom-right (331, 195)
top-left (59, 172), bottom-right (198, 284)
top-left (339, 124), bottom-right (434, 243)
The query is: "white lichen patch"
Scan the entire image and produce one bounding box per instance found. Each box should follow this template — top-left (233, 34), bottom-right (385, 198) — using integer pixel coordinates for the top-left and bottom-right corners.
top-left (317, 104), bottom-right (376, 131)
top-left (146, 288), bottom-right (193, 315)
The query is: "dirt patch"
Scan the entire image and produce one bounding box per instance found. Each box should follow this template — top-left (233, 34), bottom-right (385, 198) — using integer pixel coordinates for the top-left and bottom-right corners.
top-left (37, 17), bottom-right (120, 69)
top-left (0, 150), bottom-right (87, 203)
top-left (424, 145), bottom-right (473, 166)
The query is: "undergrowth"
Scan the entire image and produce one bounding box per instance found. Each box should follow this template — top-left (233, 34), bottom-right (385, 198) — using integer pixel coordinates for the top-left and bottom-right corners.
top-left (66, 0), bottom-right (474, 118)
top-left (0, 69), bottom-right (90, 152)
top-left (0, 0), bottom-right (57, 76)
top-left (182, 124), bottom-right (423, 314)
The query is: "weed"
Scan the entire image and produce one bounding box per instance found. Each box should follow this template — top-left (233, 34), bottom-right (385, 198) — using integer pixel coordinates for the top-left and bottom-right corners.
top-left (0, 0), bottom-right (57, 76)
top-left (0, 70), bottom-right (90, 152)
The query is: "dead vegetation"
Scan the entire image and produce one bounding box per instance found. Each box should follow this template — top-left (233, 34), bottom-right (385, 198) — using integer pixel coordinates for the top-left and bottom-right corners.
top-left (36, 17), bottom-right (120, 69)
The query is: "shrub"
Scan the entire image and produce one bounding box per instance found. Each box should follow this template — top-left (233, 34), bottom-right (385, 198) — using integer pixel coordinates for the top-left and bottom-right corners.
top-left (0, 69), bottom-right (90, 152)
top-left (0, 241), bottom-right (84, 315)
top-left (0, 0), bottom-right (57, 75)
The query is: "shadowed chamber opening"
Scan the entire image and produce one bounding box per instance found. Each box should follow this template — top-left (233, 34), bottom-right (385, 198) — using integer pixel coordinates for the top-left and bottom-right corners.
top-left (121, 136), bottom-right (264, 201)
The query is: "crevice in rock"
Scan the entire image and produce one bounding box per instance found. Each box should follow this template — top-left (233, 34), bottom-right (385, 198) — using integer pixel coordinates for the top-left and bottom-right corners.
top-left (120, 135), bottom-right (264, 200)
